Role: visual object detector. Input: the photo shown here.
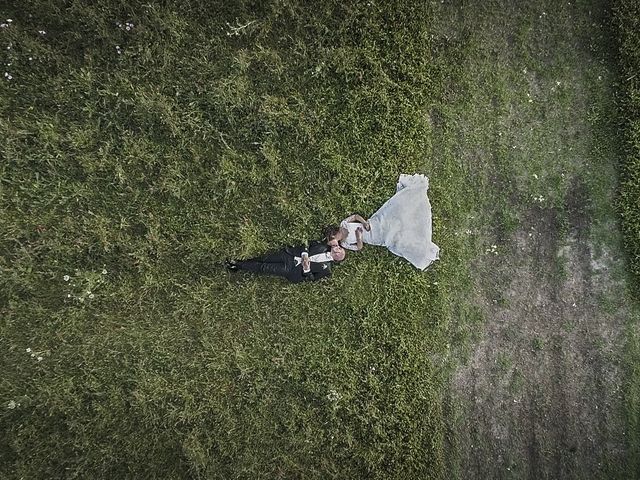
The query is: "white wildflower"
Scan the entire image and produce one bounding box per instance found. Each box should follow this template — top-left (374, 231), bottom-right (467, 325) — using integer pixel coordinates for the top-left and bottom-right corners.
top-left (533, 173), bottom-right (538, 179)
top-left (38, 30), bottom-right (46, 35)
top-left (37, 356), bottom-right (43, 361)
top-left (0, 23), bottom-right (8, 28)
top-left (326, 389), bottom-right (341, 402)
top-left (6, 19), bottom-right (12, 23)
top-left (7, 400), bottom-right (16, 409)
top-left (63, 275), bottom-right (70, 281)
top-left (26, 348), bottom-right (31, 353)
top-left (31, 353), bottom-right (35, 358)
top-left (89, 293), bottom-right (94, 299)
top-left (102, 268), bottom-right (107, 275)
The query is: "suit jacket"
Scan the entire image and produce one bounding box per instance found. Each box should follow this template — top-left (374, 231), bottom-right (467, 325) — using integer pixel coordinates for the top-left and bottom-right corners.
top-left (284, 241), bottom-right (332, 283)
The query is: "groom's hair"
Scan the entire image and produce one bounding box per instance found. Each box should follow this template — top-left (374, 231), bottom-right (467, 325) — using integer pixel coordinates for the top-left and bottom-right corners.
top-left (323, 225), bottom-right (340, 242)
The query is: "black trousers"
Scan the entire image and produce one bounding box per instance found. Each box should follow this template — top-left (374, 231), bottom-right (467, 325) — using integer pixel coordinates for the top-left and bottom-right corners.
top-left (237, 250), bottom-right (299, 282)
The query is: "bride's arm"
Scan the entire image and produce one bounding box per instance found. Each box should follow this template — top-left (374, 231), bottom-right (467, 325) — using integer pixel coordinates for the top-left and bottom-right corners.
top-left (345, 214), bottom-right (368, 225)
top-left (355, 228), bottom-right (364, 250)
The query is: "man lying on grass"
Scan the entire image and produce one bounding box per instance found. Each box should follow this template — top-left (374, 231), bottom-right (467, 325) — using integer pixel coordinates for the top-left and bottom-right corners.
top-left (226, 236), bottom-right (346, 283)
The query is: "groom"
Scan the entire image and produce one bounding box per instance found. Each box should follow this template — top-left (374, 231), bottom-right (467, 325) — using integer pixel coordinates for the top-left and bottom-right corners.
top-left (226, 240), bottom-right (345, 283)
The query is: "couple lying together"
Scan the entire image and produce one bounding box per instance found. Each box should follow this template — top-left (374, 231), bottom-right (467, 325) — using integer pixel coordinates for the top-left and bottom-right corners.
top-left (225, 174), bottom-right (440, 282)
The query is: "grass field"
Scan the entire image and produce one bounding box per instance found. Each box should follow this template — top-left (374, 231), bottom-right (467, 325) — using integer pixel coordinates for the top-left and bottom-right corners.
top-left (1, 1), bottom-right (637, 479)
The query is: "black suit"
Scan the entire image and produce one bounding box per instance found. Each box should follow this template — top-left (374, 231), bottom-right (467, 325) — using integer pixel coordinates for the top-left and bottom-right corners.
top-left (236, 241), bottom-right (332, 283)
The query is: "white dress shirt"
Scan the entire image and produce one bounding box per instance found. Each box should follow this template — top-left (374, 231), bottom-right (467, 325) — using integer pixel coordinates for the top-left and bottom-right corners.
top-left (294, 252), bottom-right (332, 273)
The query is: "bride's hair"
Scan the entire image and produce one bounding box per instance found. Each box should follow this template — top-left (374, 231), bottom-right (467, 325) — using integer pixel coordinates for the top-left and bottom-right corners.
top-left (323, 225), bottom-right (340, 242)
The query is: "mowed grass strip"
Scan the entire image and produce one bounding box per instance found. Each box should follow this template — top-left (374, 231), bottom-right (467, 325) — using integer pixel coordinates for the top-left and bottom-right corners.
top-left (614, 0), bottom-right (640, 476)
top-left (1, 1), bottom-right (475, 478)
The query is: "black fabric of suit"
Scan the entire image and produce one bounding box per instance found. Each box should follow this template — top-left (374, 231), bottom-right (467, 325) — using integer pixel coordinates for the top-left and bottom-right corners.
top-left (237, 241), bottom-right (332, 283)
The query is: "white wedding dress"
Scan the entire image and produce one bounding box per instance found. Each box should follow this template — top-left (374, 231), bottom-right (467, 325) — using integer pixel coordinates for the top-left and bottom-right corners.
top-left (340, 174), bottom-right (439, 270)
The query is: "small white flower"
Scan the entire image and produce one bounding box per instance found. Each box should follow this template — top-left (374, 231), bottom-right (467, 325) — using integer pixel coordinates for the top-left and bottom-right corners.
top-left (6, 19), bottom-right (12, 23)
top-left (67, 294), bottom-right (71, 298)
top-left (37, 356), bottom-right (43, 361)
top-left (533, 173), bottom-right (538, 179)
top-left (89, 293), bottom-right (95, 299)
top-left (7, 400), bottom-right (16, 409)
top-left (26, 348), bottom-right (31, 353)
top-left (63, 275), bottom-right (70, 281)
top-left (102, 268), bottom-right (107, 275)
top-left (125, 25), bottom-right (131, 31)
top-left (31, 353), bottom-right (35, 358)
top-left (28, 56), bottom-right (33, 61)
top-left (86, 290), bottom-right (91, 295)
top-left (38, 30), bottom-right (46, 35)
top-left (326, 389), bottom-right (340, 402)
top-left (0, 23), bottom-right (8, 28)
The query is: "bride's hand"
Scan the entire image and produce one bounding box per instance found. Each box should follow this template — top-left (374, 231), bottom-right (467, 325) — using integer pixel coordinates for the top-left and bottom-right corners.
top-left (364, 220), bottom-right (371, 231)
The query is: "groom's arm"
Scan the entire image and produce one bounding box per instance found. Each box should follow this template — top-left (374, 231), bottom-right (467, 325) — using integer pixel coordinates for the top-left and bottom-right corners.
top-left (303, 265), bottom-right (331, 282)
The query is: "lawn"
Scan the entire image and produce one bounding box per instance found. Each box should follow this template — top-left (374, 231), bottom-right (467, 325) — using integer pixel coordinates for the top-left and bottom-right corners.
top-left (0, 1), bottom-right (636, 479)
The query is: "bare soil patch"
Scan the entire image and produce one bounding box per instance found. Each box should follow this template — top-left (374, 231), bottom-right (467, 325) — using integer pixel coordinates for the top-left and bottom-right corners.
top-left (451, 201), bottom-right (627, 479)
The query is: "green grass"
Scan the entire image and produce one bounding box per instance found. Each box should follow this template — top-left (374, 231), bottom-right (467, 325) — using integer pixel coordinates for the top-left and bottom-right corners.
top-left (0, 0), bottom-right (638, 479)
top-left (0, 1), bottom-right (474, 478)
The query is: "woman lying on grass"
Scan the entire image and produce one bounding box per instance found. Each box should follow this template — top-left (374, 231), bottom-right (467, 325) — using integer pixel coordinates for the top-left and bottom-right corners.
top-left (327, 174), bottom-right (440, 270)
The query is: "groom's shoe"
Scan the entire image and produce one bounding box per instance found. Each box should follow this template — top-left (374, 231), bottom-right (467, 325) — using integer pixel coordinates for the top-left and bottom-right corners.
top-left (225, 260), bottom-right (239, 272)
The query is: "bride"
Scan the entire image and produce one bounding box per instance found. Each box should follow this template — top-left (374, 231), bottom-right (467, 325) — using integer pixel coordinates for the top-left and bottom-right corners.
top-left (328, 174), bottom-right (439, 270)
